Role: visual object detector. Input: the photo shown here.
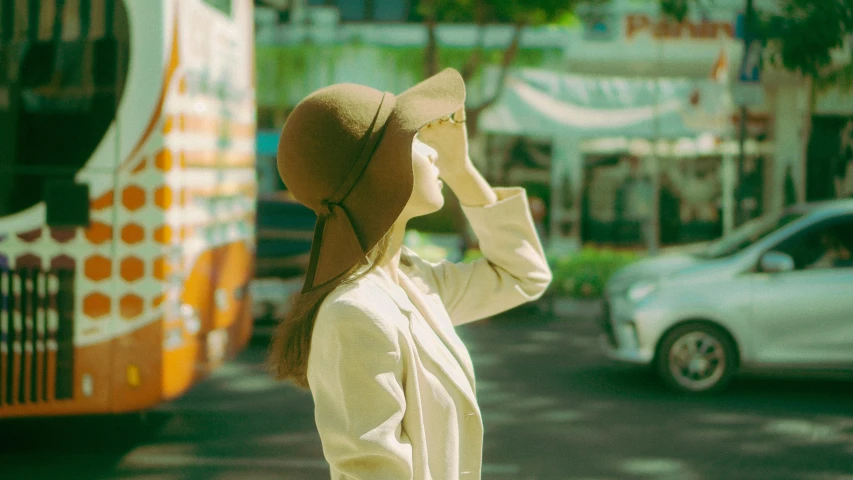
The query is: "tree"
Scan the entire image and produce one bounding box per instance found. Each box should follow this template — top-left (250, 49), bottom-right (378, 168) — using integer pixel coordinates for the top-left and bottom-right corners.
top-left (663, 0), bottom-right (853, 208)
top-left (661, 0), bottom-right (853, 88)
top-left (411, 0), bottom-right (595, 136)
top-left (406, 1), bottom-right (595, 249)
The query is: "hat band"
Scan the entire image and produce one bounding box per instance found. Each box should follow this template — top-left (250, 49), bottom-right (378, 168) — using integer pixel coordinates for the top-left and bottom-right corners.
top-left (318, 91), bottom-right (396, 216)
top-left (301, 92), bottom-right (396, 294)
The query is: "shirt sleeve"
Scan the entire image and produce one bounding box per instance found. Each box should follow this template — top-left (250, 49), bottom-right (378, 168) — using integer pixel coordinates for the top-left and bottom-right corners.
top-left (307, 298), bottom-right (413, 480)
top-left (417, 186), bottom-right (552, 326)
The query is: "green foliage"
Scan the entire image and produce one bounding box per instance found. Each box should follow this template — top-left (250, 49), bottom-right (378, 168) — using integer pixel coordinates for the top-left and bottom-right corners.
top-left (659, 0), bottom-right (690, 21)
top-left (769, 0), bottom-right (853, 82)
top-left (404, 230), bottom-right (454, 263)
top-left (414, 0), bottom-right (587, 25)
top-left (254, 44), bottom-right (560, 108)
top-left (462, 248), bottom-right (485, 263)
top-left (660, 0), bottom-right (853, 87)
top-left (547, 247), bottom-right (639, 299)
top-left (429, 245), bottom-right (638, 295)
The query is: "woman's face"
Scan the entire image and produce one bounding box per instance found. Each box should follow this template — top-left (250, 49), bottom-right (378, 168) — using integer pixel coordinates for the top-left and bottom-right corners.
top-left (401, 137), bottom-right (444, 219)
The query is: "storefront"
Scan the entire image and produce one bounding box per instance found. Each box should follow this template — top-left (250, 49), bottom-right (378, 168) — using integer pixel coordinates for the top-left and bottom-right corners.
top-left (578, 137), bottom-right (773, 248)
top-left (479, 67), bottom-right (744, 250)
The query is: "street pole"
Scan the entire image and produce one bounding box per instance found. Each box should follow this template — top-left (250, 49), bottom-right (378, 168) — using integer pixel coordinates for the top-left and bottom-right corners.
top-left (735, 0), bottom-right (754, 227)
top-left (649, 26), bottom-right (663, 256)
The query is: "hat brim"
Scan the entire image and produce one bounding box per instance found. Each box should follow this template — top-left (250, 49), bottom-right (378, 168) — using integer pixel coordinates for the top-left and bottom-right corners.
top-left (302, 69), bottom-right (466, 293)
top-left (392, 67), bottom-right (467, 132)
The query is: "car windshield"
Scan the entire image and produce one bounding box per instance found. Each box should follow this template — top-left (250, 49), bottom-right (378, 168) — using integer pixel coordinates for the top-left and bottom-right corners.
top-left (695, 211), bottom-right (806, 259)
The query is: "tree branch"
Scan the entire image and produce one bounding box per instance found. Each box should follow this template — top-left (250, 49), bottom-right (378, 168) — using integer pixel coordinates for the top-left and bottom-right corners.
top-left (460, 1), bottom-right (489, 82)
top-left (460, 24), bottom-right (487, 82)
top-left (425, 19), bottom-right (440, 77)
top-left (469, 22), bottom-right (523, 116)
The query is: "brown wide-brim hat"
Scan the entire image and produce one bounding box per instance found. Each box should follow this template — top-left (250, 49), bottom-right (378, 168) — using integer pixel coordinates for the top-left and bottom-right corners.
top-left (277, 68), bottom-right (466, 294)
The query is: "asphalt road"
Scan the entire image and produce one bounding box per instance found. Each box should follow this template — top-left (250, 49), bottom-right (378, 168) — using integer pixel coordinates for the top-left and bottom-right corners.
top-left (3, 306), bottom-right (853, 480)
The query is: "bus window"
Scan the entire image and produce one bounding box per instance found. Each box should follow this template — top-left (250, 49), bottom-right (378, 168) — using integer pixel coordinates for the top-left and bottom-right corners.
top-left (0, 0), bottom-right (129, 218)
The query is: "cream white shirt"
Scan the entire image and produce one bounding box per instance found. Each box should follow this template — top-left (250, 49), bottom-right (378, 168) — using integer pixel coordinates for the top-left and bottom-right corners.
top-left (306, 187), bottom-right (552, 480)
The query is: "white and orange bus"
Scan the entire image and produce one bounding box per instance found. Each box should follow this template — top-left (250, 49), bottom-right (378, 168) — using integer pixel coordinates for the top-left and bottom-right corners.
top-left (0, 0), bottom-right (257, 418)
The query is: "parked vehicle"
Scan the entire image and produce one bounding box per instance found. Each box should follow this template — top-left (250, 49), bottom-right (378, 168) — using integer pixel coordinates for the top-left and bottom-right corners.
top-left (254, 193), bottom-right (315, 278)
top-left (600, 199), bottom-right (853, 393)
top-left (0, 0), bottom-right (257, 418)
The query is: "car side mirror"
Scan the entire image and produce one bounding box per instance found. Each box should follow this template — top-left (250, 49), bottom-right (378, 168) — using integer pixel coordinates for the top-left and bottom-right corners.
top-left (760, 251), bottom-right (795, 273)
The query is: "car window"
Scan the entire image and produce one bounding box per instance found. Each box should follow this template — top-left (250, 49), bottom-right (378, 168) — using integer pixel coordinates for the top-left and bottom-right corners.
top-left (696, 212), bottom-right (804, 259)
top-left (771, 217), bottom-right (853, 270)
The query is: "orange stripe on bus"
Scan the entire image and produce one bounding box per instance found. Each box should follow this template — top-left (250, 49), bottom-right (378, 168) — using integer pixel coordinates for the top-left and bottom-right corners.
top-left (155, 150), bottom-right (173, 171)
top-left (181, 183), bottom-right (256, 195)
top-left (182, 151), bottom-right (217, 166)
top-left (222, 151), bottom-right (255, 166)
top-left (166, 114), bottom-right (255, 140)
top-left (90, 191), bottom-right (114, 210)
top-left (121, 5), bottom-right (180, 170)
top-left (154, 225), bottom-right (172, 244)
top-left (180, 214), bottom-right (255, 232)
top-left (212, 242), bottom-right (253, 330)
top-left (163, 115), bottom-right (176, 134)
top-left (132, 157), bottom-right (147, 174)
top-left (0, 341), bottom-right (112, 418)
top-left (153, 257), bottom-right (174, 281)
top-left (110, 320), bottom-right (164, 413)
top-left (152, 295), bottom-right (166, 308)
top-left (181, 151), bottom-right (255, 168)
top-left (182, 115), bottom-right (218, 132)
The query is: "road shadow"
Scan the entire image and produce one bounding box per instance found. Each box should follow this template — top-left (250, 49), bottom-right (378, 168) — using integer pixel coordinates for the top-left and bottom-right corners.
top-left (0, 412), bottom-right (172, 480)
top-left (462, 312), bottom-right (853, 480)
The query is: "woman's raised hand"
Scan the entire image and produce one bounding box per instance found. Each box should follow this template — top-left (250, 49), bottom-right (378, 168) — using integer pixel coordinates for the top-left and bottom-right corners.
top-left (416, 107), bottom-right (474, 182)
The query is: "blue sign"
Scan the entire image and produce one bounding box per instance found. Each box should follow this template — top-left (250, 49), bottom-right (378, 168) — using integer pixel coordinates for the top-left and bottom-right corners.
top-left (739, 40), bottom-right (762, 83)
top-left (735, 13), bottom-right (762, 83)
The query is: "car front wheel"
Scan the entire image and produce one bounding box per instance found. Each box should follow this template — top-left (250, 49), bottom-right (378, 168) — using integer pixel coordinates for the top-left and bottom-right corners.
top-left (655, 323), bottom-right (737, 394)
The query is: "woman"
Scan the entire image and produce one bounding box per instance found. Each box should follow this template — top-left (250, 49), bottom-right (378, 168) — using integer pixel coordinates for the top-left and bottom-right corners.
top-left (269, 68), bottom-right (552, 480)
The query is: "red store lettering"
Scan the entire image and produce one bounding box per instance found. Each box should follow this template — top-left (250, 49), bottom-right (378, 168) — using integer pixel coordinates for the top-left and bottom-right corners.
top-left (625, 14), bottom-right (735, 40)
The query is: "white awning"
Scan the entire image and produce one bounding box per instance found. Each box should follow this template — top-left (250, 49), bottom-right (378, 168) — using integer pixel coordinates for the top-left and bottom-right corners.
top-left (479, 67), bottom-right (735, 139)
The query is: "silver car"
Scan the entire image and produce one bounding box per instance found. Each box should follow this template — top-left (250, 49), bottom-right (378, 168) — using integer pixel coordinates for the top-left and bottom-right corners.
top-left (600, 199), bottom-right (853, 393)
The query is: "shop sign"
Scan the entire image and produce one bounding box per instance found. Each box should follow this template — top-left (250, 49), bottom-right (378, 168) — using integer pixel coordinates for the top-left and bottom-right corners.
top-left (625, 14), bottom-right (735, 40)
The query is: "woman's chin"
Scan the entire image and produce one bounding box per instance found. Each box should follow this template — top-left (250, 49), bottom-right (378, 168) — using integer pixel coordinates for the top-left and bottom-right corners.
top-left (427, 199), bottom-right (444, 214)
top-left (422, 197), bottom-right (444, 215)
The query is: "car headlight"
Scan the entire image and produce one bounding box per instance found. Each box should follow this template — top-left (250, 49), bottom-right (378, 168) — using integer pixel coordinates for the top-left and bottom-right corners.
top-left (627, 280), bottom-right (658, 302)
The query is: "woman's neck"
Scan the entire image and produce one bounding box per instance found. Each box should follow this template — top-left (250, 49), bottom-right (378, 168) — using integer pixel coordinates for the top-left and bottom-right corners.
top-left (377, 221), bottom-right (408, 285)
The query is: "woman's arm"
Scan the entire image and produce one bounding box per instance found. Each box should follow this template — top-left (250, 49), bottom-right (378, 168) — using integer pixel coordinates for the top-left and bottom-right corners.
top-left (415, 109), bottom-right (551, 325)
top-left (441, 162), bottom-right (497, 208)
top-left (307, 298), bottom-right (413, 479)
top-left (412, 186), bottom-right (553, 325)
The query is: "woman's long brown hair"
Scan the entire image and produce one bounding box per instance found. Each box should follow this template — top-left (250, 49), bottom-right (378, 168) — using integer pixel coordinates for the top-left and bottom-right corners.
top-left (267, 229), bottom-right (395, 389)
